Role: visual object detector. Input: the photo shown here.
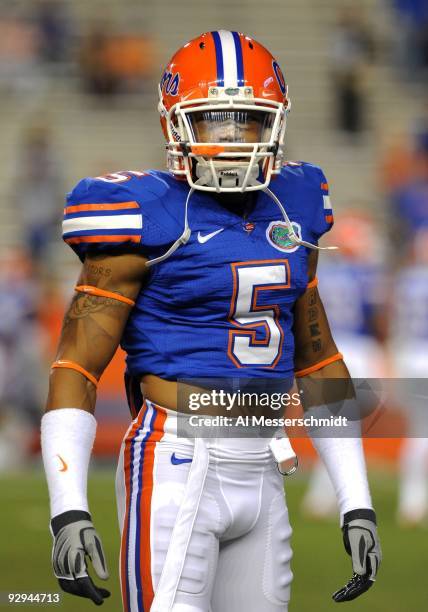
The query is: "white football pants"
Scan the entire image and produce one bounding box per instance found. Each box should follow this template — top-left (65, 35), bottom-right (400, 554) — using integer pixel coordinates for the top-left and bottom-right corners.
top-left (116, 400), bottom-right (293, 611)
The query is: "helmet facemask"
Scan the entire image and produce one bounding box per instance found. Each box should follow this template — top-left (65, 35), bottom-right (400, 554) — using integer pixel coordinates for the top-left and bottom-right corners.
top-left (160, 87), bottom-right (289, 193)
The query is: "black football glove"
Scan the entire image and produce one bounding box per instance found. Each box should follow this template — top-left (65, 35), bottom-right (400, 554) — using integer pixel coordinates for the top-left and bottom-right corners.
top-left (333, 508), bottom-right (382, 603)
top-left (50, 510), bottom-right (110, 606)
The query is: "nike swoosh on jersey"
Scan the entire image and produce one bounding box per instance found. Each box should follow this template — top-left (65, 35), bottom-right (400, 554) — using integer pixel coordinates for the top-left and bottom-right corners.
top-left (197, 228), bottom-right (224, 243)
top-left (56, 454), bottom-right (68, 472)
top-left (170, 452), bottom-right (193, 465)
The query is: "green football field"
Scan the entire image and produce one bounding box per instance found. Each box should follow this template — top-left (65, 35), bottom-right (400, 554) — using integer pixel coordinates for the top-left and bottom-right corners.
top-left (1, 469), bottom-right (426, 611)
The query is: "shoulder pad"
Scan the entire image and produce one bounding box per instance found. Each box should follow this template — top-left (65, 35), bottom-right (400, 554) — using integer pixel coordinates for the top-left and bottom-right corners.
top-left (281, 162), bottom-right (334, 240)
top-left (63, 171), bottom-right (179, 261)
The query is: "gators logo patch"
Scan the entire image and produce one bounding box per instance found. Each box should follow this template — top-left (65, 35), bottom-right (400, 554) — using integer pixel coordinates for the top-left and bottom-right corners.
top-left (266, 220), bottom-right (302, 253)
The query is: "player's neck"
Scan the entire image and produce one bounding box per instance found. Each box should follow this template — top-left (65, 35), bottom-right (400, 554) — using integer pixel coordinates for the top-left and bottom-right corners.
top-left (213, 192), bottom-right (256, 219)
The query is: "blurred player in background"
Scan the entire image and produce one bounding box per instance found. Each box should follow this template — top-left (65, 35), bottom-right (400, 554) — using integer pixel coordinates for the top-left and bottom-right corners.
top-left (41, 31), bottom-right (381, 611)
top-left (392, 229), bottom-right (428, 526)
top-left (0, 249), bottom-right (44, 470)
top-left (302, 211), bottom-right (387, 518)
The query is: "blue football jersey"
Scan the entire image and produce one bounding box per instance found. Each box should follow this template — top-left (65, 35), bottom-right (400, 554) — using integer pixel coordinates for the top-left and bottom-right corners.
top-left (63, 164), bottom-right (333, 381)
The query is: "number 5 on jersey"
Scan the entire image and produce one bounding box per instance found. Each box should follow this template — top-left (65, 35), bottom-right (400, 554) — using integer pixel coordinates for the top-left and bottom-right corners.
top-left (228, 260), bottom-right (290, 367)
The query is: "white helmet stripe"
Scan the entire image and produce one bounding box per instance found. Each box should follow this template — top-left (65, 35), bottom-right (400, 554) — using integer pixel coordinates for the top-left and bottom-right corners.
top-left (218, 30), bottom-right (238, 88)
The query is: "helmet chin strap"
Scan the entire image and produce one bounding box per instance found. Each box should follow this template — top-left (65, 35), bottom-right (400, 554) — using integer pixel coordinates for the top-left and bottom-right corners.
top-left (195, 158), bottom-right (260, 191)
top-left (145, 181), bottom-right (337, 267)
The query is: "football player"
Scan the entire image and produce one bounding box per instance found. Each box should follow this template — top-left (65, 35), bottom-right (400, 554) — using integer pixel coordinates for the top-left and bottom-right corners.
top-left (41, 31), bottom-right (381, 611)
top-left (392, 229), bottom-right (428, 526)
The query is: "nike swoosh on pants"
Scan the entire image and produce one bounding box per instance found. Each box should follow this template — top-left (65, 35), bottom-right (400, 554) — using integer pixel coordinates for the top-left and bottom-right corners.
top-left (170, 452), bottom-right (193, 465)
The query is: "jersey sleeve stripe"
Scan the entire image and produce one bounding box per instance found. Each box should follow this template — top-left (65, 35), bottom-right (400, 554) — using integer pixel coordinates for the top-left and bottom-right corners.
top-left (65, 201), bottom-right (140, 214)
top-left (63, 214), bottom-right (142, 234)
top-left (65, 234), bottom-right (141, 245)
top-left (63, 228), bottom-right (141, 238)
top-left (323, 195), bottom-right (332, 210)
top-left (321, 182), bottom-right (329, 191)
top-left (325, 214), bottom-right (334, 224)
top-left (64, 208), bottom-right (141, 220)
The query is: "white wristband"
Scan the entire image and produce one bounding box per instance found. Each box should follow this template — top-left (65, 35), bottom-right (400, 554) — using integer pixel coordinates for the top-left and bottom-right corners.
top-left (305, 399), bottom-right (373, 524)
top-left (41, 408), bottom-right (97, 518)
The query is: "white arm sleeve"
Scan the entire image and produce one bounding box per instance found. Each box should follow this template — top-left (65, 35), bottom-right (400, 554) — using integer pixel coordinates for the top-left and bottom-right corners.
top-left (41, 408), bottom-right (96, 518)
top-left (305, 399), bottom-right (373, 525)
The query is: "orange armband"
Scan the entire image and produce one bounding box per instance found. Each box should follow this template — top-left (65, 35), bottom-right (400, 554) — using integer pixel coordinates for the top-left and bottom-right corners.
top-left (75, 285), bottom-right (135, 307)
top-left (295, 352), bottom-right (343, 378)
top-left (51, 360), bottom-right (99, 387)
